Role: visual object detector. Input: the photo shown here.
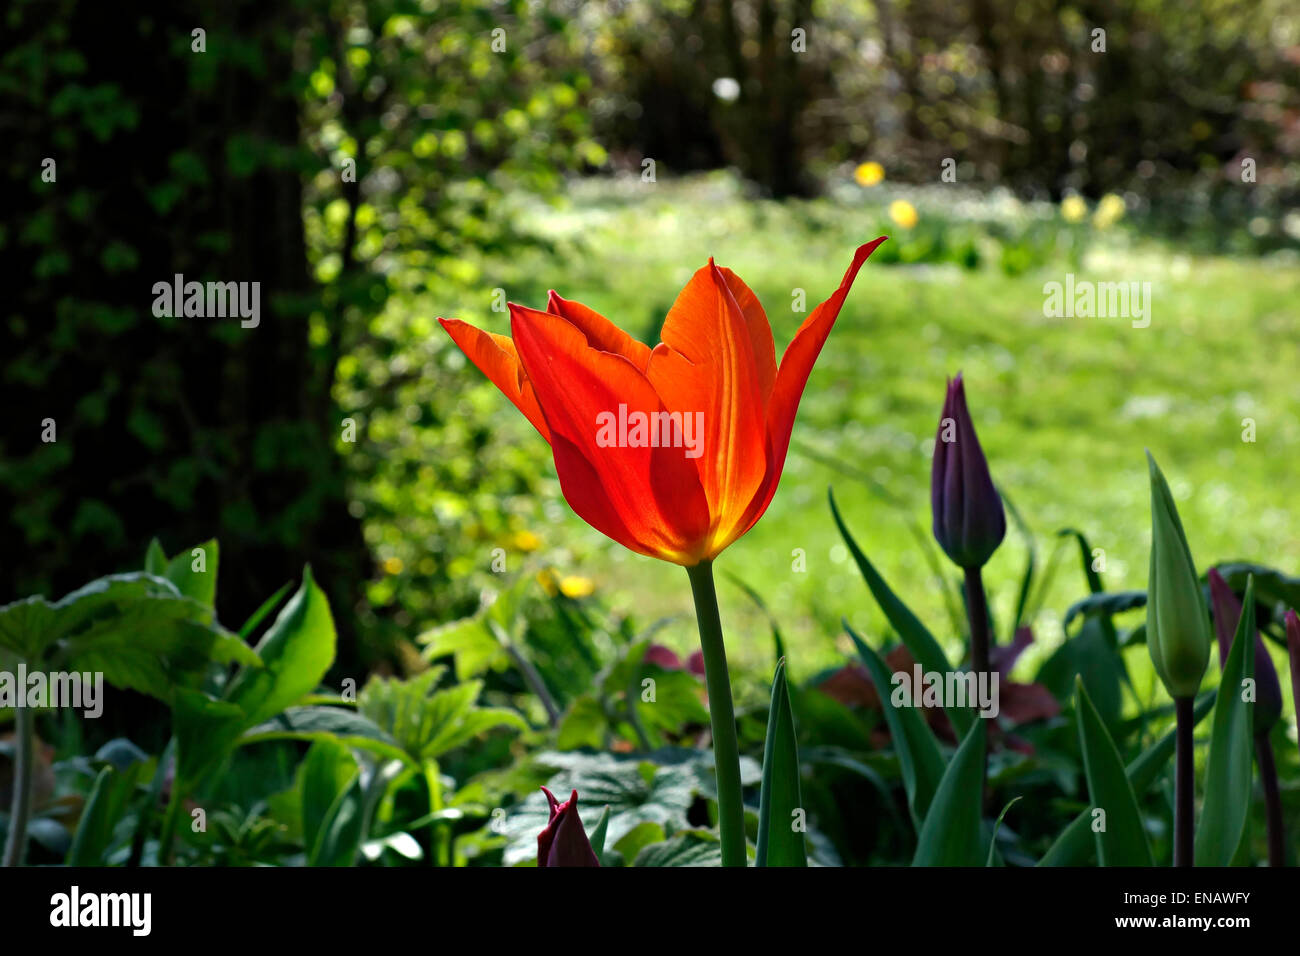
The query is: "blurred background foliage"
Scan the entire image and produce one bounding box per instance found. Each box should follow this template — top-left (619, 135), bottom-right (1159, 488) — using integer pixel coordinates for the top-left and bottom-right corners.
top-left (3, 0), bottom-right (1298, 677)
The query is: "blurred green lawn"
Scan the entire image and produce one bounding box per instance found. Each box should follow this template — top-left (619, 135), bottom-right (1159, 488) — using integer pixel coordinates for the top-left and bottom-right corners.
top-left (450, 174), bottom-right (1300, 686)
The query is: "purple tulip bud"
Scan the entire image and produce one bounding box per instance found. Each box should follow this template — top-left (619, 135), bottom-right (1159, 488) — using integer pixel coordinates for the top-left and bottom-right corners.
top-left (930, 374), bottom-right (1006, 569)
top-left (537, 787), bottom-right (600, 867)
top-left (1208, 568), bottom-right (1282, 735)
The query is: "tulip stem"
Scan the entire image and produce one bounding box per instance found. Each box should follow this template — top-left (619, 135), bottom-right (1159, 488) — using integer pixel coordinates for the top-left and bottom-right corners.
top-left (1255, 736), bottom-right (1285, 866)
top-left (1174, 696), bottom-right (1194, 867)
top-left (686, 560), bottom-right (747, 867)
top-left (964, 567), bottom-right (992, 792)
top-left (963, 567), bottom-right (993, 676)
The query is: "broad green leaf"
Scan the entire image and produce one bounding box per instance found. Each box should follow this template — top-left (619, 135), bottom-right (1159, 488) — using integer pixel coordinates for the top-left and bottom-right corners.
top-left (172, 688), bottom-right (249, 788)
top-left (756, 659), bottom-right (806, 867)
top-left (240, 705), bottom-right (409, 764)
top-left (224, 567), bottom-right (336, 726)
top-left (1195, 576), bottom-right (1256, 866)
top-left (67, 763), bottom-right (146, 865)
top-left (1038, 691), bottom-right (1214, 866)
top-left (912, 718), bottom-right (986, 866)
top-left (589, 805), bottom-right (611, 863)
top-left (0, 596), bottom-right (59, 660)
top-left (1037, 618), bottom-right (1124, 727)
top-left (163, 539), bottom-right (219, 607)
top-left (301, 739), bottom-right (364, 867)
top-left (418, 615), bottom-right (509, 680)
top-left (830, 489), bottom-right (972, 736)
top-left (1075, 677), bottom-right (1153, 865)
top-left (845, 621), bottom-right (945, 830)
top-left (634, 829), bottom-right (722, 867)
top-left (1063, 591), bottom-right (1147, 632)
top-left (144, 539), bottom-right (168, 576)
top-left (1, 572), bottom-right (254, 701)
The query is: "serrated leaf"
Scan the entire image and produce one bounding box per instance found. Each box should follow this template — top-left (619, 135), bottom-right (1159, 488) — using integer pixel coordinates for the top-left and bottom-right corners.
top-left (358, 669), bottom-right (527, 765)
top-left (634, 829), bottom-right (722, 867)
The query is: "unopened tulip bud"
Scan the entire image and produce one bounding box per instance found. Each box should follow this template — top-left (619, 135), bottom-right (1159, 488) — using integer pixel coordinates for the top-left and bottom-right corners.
top-left (1145, 453), bottom-right (1211, 699)
top-left (930, 374), bottom-right (1006, 569)
top-left (537, 787), bottom-right (599, 867)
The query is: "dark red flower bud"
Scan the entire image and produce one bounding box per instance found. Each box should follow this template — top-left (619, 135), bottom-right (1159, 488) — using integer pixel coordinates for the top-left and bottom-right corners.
top-left (643, 644), bottom-right (684, 670)
top-left (537, 787), bottom-right (599, 867)
top-left (930, 374), bottom-right (1005, 569)
top-left (1208, 568), bottom-right (1281, 735)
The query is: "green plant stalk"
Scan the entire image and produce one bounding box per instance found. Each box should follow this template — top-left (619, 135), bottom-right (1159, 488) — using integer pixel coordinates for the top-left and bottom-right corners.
top-left (1255, 736), bottom-right (1284, 866)
top-left (158, 784), bottom-right (183, 865)
top-left (686, 560), bottom-right (746, 867)
top-left (1, 705), bottom-right (35, 867)
top-left (424, 760), bottom-right (451, 867)
top-left (1174, 696), bottom-right (1194, 866)
top-left (964, 566), bottom-right (992, 790)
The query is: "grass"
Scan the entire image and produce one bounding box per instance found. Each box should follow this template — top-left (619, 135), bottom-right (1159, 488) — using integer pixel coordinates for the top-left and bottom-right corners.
top-left (439, 172), bottom-right (1300, 688)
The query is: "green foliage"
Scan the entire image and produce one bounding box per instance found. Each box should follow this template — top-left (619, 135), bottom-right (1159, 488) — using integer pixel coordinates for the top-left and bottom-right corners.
top-left (1075, 678), bottom-right (1153, 866)
top-left (756, 660), bottom-right (807, 867)
top-left (1195, 577), bottom-right (1257, 866)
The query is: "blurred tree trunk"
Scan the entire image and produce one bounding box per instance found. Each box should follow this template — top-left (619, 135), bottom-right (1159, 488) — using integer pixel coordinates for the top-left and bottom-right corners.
top-left (2, 0), bottom-right (372, 674)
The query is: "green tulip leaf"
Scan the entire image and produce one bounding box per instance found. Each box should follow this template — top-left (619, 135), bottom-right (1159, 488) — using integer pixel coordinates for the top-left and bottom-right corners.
top-left (1038, 691), bottom-right (1214, 866)
top-left (756, 659), bottom-right (807, 867)
top-left (1195, 576), bottom-right (1256, 866)
top-left (1075, 677), bottom-right (1153, 866)
top-left (830, 488), bottom-right (973, 736)
top-left (912, 717), bottom-right (986, 866)
top-left (845, 621), bottom-right (945, 831)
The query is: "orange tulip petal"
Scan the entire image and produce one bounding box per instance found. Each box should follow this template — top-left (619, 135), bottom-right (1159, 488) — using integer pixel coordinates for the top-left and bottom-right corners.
top-left (438, 317), bottom-right (551, 442)
top-left (546, 291), bottom-right (653, 371)
top-left (714, 266), bottom-right (777, 406)
top-left (645, 261), bottom-right (771, 552)
top-left (737, 237), bottom-right (887, 537)
top-left (510, 303), bottom-right (711, 563)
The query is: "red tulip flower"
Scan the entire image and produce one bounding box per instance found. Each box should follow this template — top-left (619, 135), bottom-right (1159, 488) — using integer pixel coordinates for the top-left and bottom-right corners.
top-left (537, 787), bottom-right (600, 867)
top-left (439, 239), bottom-right (885, 565)
top-left (443, 240), bottom-right (885, 867)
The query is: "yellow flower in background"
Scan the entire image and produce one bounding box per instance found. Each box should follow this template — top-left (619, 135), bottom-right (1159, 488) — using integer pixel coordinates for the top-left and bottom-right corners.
top-left (1094, 193), bottom-right (1126, 229)
top-left (854, 161), bottom-right (885, 187)
top-left (513, 529), bottom-right (541, 552)
top-left (559, 575), bottom-right (595, 598)
top-left (382, 556), bottom-right (404, 575)
top-left (888, 199), bottom-right (918, 229)
top-left (1061, 195), bottom-right (1087, 223)
top-left (536, 568), bottom-right (559, 596)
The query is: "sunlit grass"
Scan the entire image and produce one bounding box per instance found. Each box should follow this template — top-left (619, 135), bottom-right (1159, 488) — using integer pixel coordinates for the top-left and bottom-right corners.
top-left (447, 173), bottom-right (1300, 695)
